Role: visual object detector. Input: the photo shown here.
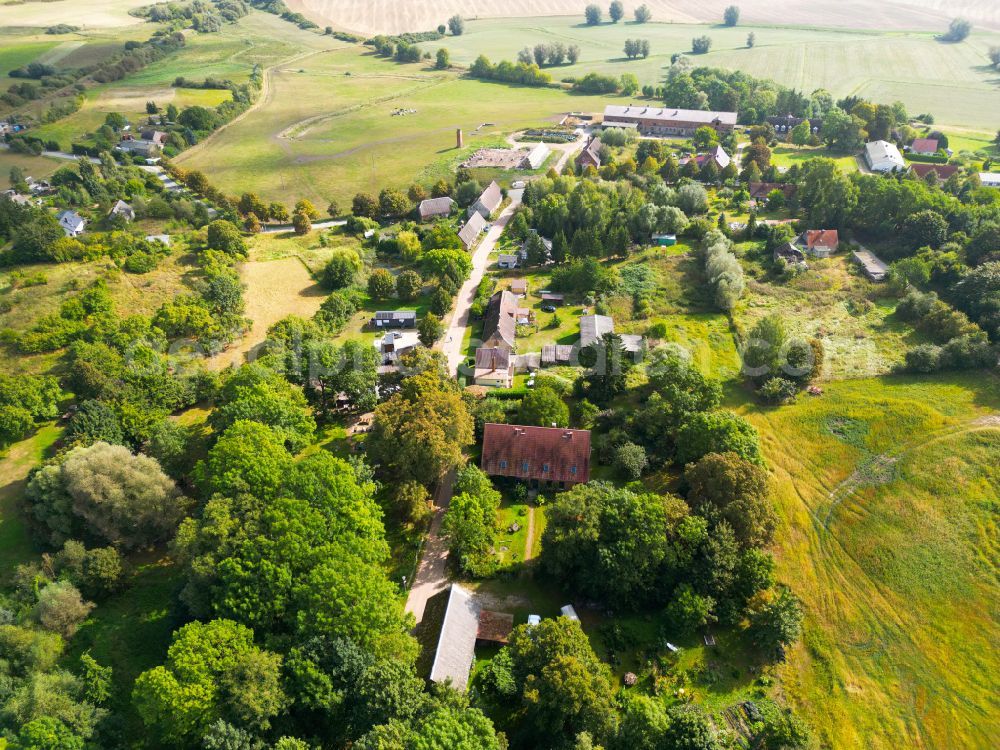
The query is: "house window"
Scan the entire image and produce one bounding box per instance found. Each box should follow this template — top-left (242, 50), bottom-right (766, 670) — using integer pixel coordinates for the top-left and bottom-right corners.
top-left (522, 461), bottom-right (529, 472)
top-left (499, 460), bottom-right (508, 470)
top-left (570, 466), bottom-right (577, 475)
top-left (542, 463), bottom-right (550, 473)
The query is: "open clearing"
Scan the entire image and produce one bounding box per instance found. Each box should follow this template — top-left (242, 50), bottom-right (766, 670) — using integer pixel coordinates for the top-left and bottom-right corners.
top-left (743, 374), bottom-right (1000, 749)
top-left (286, 0), bottom-right (1000, 35)
top-left (209, 255), bottom-right (326, 370)
top-left (417, 17), bottom-right (1000, 130)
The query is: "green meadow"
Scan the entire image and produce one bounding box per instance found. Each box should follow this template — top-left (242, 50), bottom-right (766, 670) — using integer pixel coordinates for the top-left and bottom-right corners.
top-left (419, 17), bottom-right (1000, 131)
top-left (742, 374), bottom-right (1000, 749)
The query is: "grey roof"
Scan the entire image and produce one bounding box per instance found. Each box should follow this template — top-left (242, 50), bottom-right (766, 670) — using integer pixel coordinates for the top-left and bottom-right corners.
top-left (579, 314), bottom-right (615, 349)
top-left (429, 584), bottom-right (480, 692)
top-left (374, 310), bottom-right (417, 320)
top-left (458, 212), bottom-right (487, 248)
top-left (482, 290), bottom-right (518, 350)
top-left (419, 196), bottom-right (454, 218)
top-left (475, 346), bottom-right (513, 372)
top-left (498, 253), bottom-right (519, 265)
top-left (57, 210), bottom-right (85, 229)
top-left (864, 140), bottom-right (904, 168)
top-left (852, 249), bottom-right (888, 280)
top-left (604, 104), bottom-right (737, 126)
top-left (542, 344), bottom-right (574, 365)
top-left (110, 199), bottom-right (134, 218)
top-left (476, 181), bottom-right (503, 213)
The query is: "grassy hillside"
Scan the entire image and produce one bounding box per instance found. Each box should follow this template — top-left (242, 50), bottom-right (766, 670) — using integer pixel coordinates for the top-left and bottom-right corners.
top-left (418, 17), bottom-right (1000, 130)
top-left (743, 374), bottom-right (1000, 749)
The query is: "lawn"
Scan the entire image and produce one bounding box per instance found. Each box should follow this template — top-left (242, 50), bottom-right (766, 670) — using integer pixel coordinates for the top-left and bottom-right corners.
top-left (742, 372), bottom-right (1000, 749)
top-left (418, 16), bottom-right (1000, 130)
top-left (771, 144), bottom-right (861, 172)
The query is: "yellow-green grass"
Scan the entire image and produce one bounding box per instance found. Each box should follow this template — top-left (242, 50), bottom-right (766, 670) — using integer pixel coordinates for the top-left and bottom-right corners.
top-left (0, 423), bottom-right (62, 582)
top-left (249, 225), bottom-right (362, 275)
top-left (734, 255), bottom-right (923, 380)
top-left (29, 85), bottom-right (233, 151)
top-left (741, 373), bottom-right (1000, 749)
top-left (494, 501), bottom-right (531, 568)
top-left (121, 11), bottom-right (339, 89)
top-left (419, 17), bottom-right (1000, 130)
top-left (0, 38), bottom-right (60, 85)
top-left (0, 252), bottom-right (194, 376)
top-left (0, 150), bottom-right (64, 183)
top-left (0, 0), bottom-right (152, 29)
top-left (770, 145), bottom-right (861, 172)
top-left (175, 45), bottom-right (637, 206)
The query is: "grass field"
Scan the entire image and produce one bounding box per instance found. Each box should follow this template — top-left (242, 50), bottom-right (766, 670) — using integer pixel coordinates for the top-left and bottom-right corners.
top-left (286, 0), bottom-right (1000, 36)
top-left (743, 373), bottom-right (1000, 749)
top-left (0, 0), bottom-right (152, 29)
top-left (175, 45), bottom-right (631, 206)
top-left (415, 17), bottom-right (1000, 131)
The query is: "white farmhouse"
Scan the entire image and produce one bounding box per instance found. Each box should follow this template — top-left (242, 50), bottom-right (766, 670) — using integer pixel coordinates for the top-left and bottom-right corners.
top-left (864, 140), bottom-right (905, 173)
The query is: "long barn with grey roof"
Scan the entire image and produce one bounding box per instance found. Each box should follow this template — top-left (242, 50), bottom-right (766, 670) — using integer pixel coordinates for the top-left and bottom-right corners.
top-left (603, 104), bottom-right (737, 137)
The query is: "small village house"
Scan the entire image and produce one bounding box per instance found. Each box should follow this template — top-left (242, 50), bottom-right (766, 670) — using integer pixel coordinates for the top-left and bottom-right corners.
top-left (468, 181), bottom-right (503, 220)
top-left (473, 346), bottom-right (515, 388)
top-left (418, 196), bottom-right (454, 221)
top-left (481, 290), bottom-right (518, 350)
top-left (575, 137), bottom-right (602, 170)
top-left (749, 182), bottom-right (797, 205)
top-left (497, 253), bottom-right (519, 270)
top-left (579, 314), bottom-right (643, 355)
top-left (519, 230), bottom-right (553, 264)
top-left (109, 200), bottom-right (135, 222)
top-left (864, 140), bottom-right (906, 173)
top-left (374, 329), bottom-right (420, 365)
top-left (774, 242), bottom-right (807, 268)
top-left (909, 137), bottom-right (939, 156)
top-left (371, 310), bottom-right (417, 329)
top-left (481, 423), bottom-right (592, 487)
top-left (908, 163), bottom-right (959, 183)
top-left (458, 212), bottom-right (487, 250)
top-left (57, 210), bottom-right (86, 237)
top-left (510, 279), bottom-right (527, 296)
top-left (979, 173), bottom-right (1000, 188)
top-left (793, 229), bottom-right (839, 258)
top-left (140, 129), bottom-right (168, 146)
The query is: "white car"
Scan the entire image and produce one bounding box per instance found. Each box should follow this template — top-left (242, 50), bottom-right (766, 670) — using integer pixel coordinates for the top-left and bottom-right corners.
top-left (511, 180), bottom-right (526, 189)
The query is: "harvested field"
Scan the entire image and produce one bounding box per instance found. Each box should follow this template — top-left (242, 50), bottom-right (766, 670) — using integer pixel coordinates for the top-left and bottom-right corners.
top-left (209, 256), bottom-right (326, 370)
top-left (286, 0), bottom-right (1000, 35)
top-left (0, 0), bottom-right (152, 29)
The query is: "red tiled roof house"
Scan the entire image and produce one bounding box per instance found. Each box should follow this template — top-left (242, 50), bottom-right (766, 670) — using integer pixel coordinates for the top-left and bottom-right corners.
top-left (795, 229), bottom-right (839, 259)
top-left (481, 423), bottom-right (591, 487)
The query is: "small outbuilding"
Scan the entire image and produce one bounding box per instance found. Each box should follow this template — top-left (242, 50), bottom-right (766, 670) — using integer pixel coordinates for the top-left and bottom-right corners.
top-left (371, 310), bottom-right (417, 328)
top-left (109, 199), bottom-right (135, 222)
top-left (852, 248), bottom-right (888, 282)
top-left (652, 233), bottom-right (677, 247)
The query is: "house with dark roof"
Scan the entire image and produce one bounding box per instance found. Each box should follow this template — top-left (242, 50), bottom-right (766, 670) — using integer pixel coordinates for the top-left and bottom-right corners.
top-left (458, 212), bottom-right (487, 250)
top-left (749, 182), bottom-right (797, 204)
top-left (469, 181), bottom-right (503, 219)
top-left (418, 196), bottom-right (454, 221)
top-left (576, 137), bottom-right (602, 170)
top-left (910, 137), bottom-right (939, 156)
top-left (371, 310), bottom-right (417, 328)
top-left (482, 290), bottom-right (518, 350)
top-left (474, 347), bottom-right (515, 388)
top-left (140, 129), bottom-right (168, 146)
top-left (688, 145), bottom-right (730, 171)
top-left (579, 314), bottom-right (643, 354)
top-left (774, 242), bottom-right (807, 268)
top-left (519, 230), bottom-right (552, 264)
top-left (541, 344), bottom-right (574, 367)
top-left (794, 230), bottom-right (839, 258)
top-left (482, 423), bottom-right (591, 487)
top-left (908, 163), bottom-right (959, 183)
top-left (510, 279), bottom-right (527, 296)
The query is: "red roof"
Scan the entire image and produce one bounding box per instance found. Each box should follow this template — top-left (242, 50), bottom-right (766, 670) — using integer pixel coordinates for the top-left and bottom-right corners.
top-left (804, 229), bottom-right (839, 250)
top-left (910, 138), bottom-right (939, 155)
top-left (909, 163), bottom-right (958, 181)
top-left (481, 423), bottom-right (590, 485)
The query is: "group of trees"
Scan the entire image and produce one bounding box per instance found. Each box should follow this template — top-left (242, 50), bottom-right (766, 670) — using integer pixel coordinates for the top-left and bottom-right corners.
top-left (696, 229), bottom-right (745, 311)
top-left (516, 42), bottom-right (581, 67)
top-left (469, 54), bottom-right (552, 86)
top-left (622, 38), bottom-right (651, 59)
top-left (585, 2), bottom-right (651, 25)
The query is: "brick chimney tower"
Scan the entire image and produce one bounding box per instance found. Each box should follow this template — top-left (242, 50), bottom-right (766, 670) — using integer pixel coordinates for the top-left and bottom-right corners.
top-left (456, 128), bottom-right (463, 149)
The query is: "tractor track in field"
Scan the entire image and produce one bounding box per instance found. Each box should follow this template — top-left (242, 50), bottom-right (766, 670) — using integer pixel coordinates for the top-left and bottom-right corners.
top-left (821, 413), bottom-right (1000, 529)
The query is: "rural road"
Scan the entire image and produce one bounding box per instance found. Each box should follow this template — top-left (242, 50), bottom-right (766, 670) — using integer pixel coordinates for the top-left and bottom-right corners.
top-left (440, 188), bottom-right (524, 376)
top-left (404, 468), bottom-right (456, 624)
top-left (0, 143), bottom-right (99, 164)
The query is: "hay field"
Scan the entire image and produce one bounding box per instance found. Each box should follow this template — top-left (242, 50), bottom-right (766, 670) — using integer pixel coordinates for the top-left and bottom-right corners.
top-left (0, 0), bottom-right (152, 29)
top-left (744, 374), bottom-right (1000, 749)
top-left (286, 0), bottom-right (1000, 35)
top-left (419, 17), bottom-right (1000, 130)
top-left (175, 46), bottom-right (624, 206)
